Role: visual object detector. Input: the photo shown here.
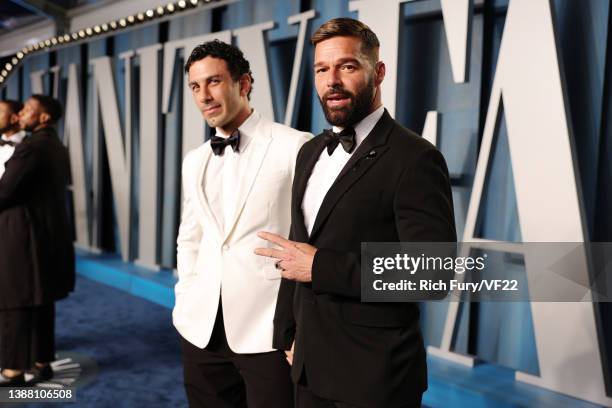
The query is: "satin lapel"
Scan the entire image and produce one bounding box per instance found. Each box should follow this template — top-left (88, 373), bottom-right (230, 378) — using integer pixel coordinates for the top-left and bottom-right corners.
top-left (223, 129), bottom-right (272, 243)
top-left (195, 146), bottom-right (223, 237)
top-left (293, 136), bottom-right (327, 241)
top-left (308, 111), bottom-right (395, 242)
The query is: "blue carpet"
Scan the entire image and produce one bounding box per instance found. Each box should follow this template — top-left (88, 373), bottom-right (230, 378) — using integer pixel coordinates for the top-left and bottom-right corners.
top-left (75, 250), bottom-right (176, 309)
top-left (67, 253), bottom-right (608, 408)
top-left (52, 276), bottom-right (187, 407)
top-left (424, 356), bottom-right (605, 408)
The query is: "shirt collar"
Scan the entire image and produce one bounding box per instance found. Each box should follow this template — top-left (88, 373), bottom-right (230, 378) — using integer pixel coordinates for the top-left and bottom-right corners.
top-left (214, 109), bottom-right (260, 152)
top-left (332, 105), bottom-right (385, 151)
top-left (1, 130), bottom-right (27, 144)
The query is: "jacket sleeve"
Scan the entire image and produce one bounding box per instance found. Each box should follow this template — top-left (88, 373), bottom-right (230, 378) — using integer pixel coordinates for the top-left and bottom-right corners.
top-left (394, 147), bottom-right (457, 243)
top-left (175, 155), bottom-right (203, 297)
top-left (0, 143), bottom-right (39, 212)
top-left (311, 147), bottom-right (457, 299)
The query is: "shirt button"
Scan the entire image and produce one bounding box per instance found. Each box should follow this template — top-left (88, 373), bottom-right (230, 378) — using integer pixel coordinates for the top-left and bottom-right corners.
top-left (222, 244), bottom-right (229, 251)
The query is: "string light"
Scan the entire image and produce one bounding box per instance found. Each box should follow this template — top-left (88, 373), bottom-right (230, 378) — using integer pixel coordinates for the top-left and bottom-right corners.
top-left (0, 0), bottom-right (226, 87)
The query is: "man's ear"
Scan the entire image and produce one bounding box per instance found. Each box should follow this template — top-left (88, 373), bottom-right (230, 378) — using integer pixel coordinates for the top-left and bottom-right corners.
top-left (239, 73), bottom-right (252, 98)
top-left (375, 61), bottom-right (386, 86)
top-left (39, 111), bottom-right (51, 125)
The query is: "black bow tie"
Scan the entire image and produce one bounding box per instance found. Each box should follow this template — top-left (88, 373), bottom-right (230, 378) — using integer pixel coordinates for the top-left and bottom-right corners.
top-left (323, 127), bottom-right (356, 155)
top-left (0, 139), bottom-right (16, 147)
top-left (210, 130), bottom-right (240, 156)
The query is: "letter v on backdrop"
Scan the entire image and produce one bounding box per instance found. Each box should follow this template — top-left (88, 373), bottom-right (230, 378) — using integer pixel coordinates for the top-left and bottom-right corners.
top-left (402, 0), bottom-right (611, 405)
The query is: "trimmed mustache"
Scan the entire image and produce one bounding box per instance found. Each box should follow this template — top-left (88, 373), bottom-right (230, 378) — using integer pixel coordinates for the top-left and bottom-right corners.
top-left (323, 88), bottom-right (354, 101)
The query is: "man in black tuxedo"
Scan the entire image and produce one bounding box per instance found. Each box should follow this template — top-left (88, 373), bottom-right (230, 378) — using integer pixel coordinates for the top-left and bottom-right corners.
top-left (256, 18), bottom-right (456, 407)
top-left (0, 95), bottom-right (74, 386)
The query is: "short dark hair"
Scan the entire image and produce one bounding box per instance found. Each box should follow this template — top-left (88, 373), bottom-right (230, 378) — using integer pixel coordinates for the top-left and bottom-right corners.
top-left (0, 99), bottom-right (23, 115)
top-left (184, 39), bottom-right (254, 98)
top-left (311, 18), bottom-right (380, 63)
top-left (31, 94), bottom-right (63, 124)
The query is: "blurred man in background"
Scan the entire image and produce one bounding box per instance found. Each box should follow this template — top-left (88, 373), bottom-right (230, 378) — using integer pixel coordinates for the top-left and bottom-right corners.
top-left (0, 94), bottom-right (75, 386)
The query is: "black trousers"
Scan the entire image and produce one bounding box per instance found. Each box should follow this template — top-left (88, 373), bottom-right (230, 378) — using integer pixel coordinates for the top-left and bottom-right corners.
top-left (0, 304), bottom-right (55, 370)
top-left (181, 303), bottom-right (293, 408)
top-left (295, 374), bottom-right (422, 408)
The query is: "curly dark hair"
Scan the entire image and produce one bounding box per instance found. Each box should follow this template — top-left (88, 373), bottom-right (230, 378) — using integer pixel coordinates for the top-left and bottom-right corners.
top-left (184, 39), bottom-right (254, 99)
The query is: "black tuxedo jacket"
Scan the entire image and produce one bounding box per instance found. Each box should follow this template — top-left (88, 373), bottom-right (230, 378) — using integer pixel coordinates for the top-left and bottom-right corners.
top-left (273, 111), bottom-right (456, 407)
top-left (0, 127), bottom-right (75, 310)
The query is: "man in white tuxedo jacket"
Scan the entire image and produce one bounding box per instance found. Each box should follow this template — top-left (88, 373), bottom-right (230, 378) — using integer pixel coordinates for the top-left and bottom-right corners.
top-left (174, 40), bottom-right (311, 407)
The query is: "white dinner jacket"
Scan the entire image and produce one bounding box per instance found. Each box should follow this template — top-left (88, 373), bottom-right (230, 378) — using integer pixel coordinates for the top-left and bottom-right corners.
top-left (173, 113), bottom-right (311, 353)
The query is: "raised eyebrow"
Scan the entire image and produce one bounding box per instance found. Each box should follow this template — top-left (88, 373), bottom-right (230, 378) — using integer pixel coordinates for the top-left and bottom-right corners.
top-left (336, 58), bottom-right (361, 66)
top-left (313, 58), bottom-right (362, 68)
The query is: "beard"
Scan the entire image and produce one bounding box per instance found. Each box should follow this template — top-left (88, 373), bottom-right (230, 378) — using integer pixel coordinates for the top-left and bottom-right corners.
top-left (318, 77), bottom-right (375, 128)
top-left (21, 122), bottom-right (36, 132)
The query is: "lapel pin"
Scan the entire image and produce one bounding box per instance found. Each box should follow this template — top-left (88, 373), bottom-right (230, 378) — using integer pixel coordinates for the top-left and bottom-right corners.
top-left (352, 150), bottom-right (378, 171)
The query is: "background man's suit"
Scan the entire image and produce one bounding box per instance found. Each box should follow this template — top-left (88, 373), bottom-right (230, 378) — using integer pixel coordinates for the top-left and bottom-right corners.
top-left (274, 110), bottom-right (457, 407)
top-left (0, 126), bottom-right (74, 369)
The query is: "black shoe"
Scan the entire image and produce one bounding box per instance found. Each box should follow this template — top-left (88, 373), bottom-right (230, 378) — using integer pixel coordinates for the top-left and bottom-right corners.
top-left (26, 365), bottom-right (53, 385)
top-left (0, 371), bottom-right (25, 387)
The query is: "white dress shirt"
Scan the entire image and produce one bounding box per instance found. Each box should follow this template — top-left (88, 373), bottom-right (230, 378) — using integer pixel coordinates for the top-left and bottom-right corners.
top-left (203, 110), bottom-right (259, 235)
top-left (302, 106), bottom-right (385, 235)
top-left (0, 130), bottom-right (27, 179)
